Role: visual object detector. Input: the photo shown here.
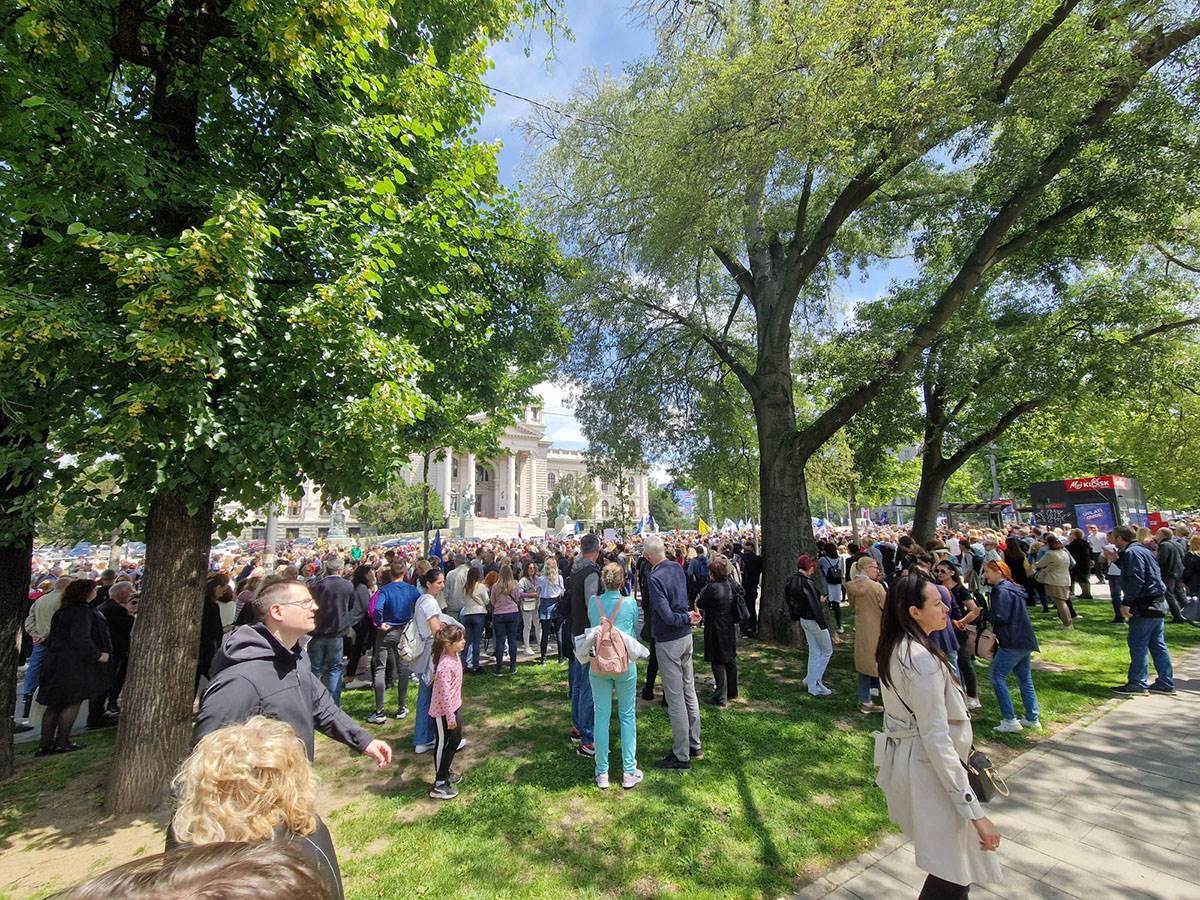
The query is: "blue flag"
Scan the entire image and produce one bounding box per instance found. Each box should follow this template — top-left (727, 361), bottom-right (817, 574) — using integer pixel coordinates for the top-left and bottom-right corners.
top-left (574, 520), bottom-right (582, 535)
top-left (429, 530), bottom-right (443, 562)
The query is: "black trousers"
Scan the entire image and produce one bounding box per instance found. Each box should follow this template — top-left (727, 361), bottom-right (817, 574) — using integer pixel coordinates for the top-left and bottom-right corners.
top-left (432, 714), bottom-right (462, 784)
top-left (918, 873), bottom-right (969, 900)
top-left (642, 637), bottom-right (658, 698)
top-left (712, 659), bottom-right (738, 702)
top-left (955, 640), bottom-right (977, 699)
top-left (742, 585), bottom-right (759, 635)
top-left (1070, 568), bottom-right (1093, 599)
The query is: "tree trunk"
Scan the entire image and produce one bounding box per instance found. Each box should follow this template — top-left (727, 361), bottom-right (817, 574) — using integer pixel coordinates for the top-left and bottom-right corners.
top-left (105, 489), bottom-right (213, 812)
top-left (421, 453), bottom-right (431, 556)
top-left (754, 392), bottom-right (813, 645)
top-left (911, 460), bottom-right (949, 545)
top-left (0, 530), bottom-right (33, 781)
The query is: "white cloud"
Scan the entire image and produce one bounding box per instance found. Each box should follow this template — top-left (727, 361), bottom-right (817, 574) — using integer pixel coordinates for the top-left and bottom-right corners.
top-left (649, 463), bottom-right (670, 485)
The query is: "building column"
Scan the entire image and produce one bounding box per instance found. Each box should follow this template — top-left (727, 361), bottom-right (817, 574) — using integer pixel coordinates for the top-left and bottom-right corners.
top-left (505, 453), bottom-right (516, 517)
top-left (441, 448), bottom-right (454, 516)
top-left (593, 476), bottom-right (603, 521)
top-left (464, 452), bottom-right (476, 515)
top-left (639, 475), bottom-right (649, 519)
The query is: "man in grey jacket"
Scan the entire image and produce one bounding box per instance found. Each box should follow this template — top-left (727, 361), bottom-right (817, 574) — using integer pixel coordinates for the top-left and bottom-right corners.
top-left (196, 579), bottom-right (392, 766)
top-left (1154, 527), bottom-right (1187, 623)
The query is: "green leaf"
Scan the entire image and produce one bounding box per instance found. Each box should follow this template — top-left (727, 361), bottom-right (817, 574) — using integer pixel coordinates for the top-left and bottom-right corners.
top-left (21, 96), bottom-right (46, 108)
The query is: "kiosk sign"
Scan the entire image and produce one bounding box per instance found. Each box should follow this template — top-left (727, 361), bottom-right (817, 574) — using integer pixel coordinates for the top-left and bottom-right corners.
top-left (1064, 476), bottom-right (1127, 492)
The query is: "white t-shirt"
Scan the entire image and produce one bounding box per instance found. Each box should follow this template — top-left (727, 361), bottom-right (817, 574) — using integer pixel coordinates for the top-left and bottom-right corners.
top-left (415, 593), bottom-right (441, 643)
top-left (1087, 532), bottom-right (1107, 553)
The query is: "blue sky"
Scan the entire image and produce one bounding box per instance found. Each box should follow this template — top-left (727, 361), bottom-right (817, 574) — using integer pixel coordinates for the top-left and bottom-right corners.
top-left (477, 3), bottom-right (654, 456)
top-left (477, 3), bottom-right (911, 469)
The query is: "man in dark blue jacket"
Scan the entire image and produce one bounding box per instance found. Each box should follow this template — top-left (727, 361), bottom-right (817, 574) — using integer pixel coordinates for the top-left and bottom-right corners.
top-left (309, 558), bottom-right (356, 705)
top-left (1112, 526), bottom-right (1174, 695)
top-left (645, 535), bottom-right (702, 770)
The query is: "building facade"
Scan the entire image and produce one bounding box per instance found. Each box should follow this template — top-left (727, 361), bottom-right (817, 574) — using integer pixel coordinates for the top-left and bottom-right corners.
top-left (259, 406), bottom-right (650, 539)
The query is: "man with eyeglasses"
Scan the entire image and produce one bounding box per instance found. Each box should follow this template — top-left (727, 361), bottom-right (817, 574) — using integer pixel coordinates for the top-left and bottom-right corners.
top-left (195, 578), bottom-right (392, 767)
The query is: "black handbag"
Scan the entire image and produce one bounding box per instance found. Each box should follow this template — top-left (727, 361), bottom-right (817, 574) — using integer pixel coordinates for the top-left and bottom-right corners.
top-left (964, 746), bottom-right (1008, 803)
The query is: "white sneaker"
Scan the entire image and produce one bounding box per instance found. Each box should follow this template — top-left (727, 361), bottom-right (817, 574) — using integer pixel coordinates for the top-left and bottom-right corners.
top-left (414, 742), bottom-right (435, 754)
top-left (595, 773), bottom-right (609, 790)
top-left (622, 769), bottom-right (643, 790)
top-left (1019, 718), bottom-right (1042, 730)
top-left (457, 738), bottom-right (467, 750)
top-left (966, 697), bottom-right (982, 710)
top-left (993, 718), bottom-right (1023, 734)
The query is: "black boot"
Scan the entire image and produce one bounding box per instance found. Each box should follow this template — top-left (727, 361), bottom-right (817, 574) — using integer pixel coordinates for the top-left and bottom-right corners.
top-left (21, 693), bottom-right (32, 720)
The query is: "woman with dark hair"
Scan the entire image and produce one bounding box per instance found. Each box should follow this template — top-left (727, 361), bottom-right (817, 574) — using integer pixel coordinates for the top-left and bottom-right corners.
top-left (934, 561), bottom-right (982, 711)
top-left (983, 560), bottom-right (1041, 734)
top-left (819, 543), bottom-right (845, 633)
top-left (785, 555), bottom-right (834, 697)
top-left (36, 579), bottom-right (111, 756)
top-left (874, 574), bottom-right (1002, 899)
top-left (345, 564), bottom-right (376, 687)
top-left (196, 574), bottom-right (231, 690)
top-left (461, 565), bottom-right (490, 674)
top-left (697, 556), bottom-right (740, 707)
top-left (1001, 540), bottom-right (1032, 607)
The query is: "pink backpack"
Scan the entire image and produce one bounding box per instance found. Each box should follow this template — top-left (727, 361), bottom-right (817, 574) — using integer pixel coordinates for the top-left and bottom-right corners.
top-left (590, 595), bottom-right (629, 676)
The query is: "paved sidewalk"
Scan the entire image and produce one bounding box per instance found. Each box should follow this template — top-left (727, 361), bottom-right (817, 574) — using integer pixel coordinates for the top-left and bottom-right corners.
top-left (796, 646), bottom-right (1200, 900)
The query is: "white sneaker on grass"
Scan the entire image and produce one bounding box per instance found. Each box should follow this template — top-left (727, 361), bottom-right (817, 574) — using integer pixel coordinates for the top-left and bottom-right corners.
top-left (414, 742), bottom-right (434, 754)
top-left (1019, 718), bottom-right (1042, 730)
top-left (622, 769), bottom-right (643, 790)
top-left (993, 718), bottom-right (1023, 733)
top-left (966, 697), bottom-right (982, 711)
top-left (596, 773), bottom-right (609, 790)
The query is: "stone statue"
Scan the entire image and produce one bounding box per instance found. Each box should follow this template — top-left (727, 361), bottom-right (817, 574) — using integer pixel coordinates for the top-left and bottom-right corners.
top-left (328, 499), bottom-right (348, 538)
top-left (461, 485), bottom-right (475, 517)
top-left (555, 493), bottom-right (572, 520)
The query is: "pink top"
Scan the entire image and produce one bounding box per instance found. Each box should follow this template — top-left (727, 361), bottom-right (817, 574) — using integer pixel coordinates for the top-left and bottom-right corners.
top-left (488, 582), bottom-right (520, 615)
top-left (428, 652), bottom-right (463, 720)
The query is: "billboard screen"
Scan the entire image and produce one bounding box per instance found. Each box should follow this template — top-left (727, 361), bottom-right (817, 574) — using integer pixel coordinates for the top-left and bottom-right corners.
top-left (1073, 502), bottom-right (1115, 533)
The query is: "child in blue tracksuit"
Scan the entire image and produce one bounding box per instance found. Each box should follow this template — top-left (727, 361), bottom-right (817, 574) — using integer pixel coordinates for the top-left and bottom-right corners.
top-left (587, 563), bottom-right (642, 790)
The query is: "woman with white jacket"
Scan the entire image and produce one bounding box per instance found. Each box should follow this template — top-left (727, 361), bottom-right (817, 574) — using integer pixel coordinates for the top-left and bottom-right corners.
top-left (873, 574), bottom-right (1002, 899)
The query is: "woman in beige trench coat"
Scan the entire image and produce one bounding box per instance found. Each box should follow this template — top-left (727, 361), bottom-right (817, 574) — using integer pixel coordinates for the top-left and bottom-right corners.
top-left (873, 573), bottom-right (1002, 899)
top-left (845, 556), bottom-right (885, 714)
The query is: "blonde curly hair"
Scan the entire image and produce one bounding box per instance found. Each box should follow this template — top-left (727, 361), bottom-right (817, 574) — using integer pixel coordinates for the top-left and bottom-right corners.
top-left (171, 717), bottom-right (318, 844)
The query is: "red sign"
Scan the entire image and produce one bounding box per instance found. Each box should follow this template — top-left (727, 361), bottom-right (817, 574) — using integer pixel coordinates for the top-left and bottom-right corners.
top-left (1147, 512), bottom-right (1167, 532)
top-left (1064, 476), bottom-right (1127, 492)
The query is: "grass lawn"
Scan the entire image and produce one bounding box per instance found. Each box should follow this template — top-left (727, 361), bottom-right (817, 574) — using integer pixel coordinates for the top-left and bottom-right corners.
top-left (2, 591), bottom-right (1197, 899)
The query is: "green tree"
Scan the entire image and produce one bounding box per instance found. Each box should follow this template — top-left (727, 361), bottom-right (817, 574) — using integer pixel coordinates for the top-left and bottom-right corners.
top-left (648, 483), bottom-right (689, 530)
top-left (535, 0), bottom-right (1200, 640)
top-left (1, 0), bottom-right (560, 808)
top-left (546, 473), bottom-right (599, 525)
top-left (869, 264), bottom-right (1200, 540)
top-left (355, 481), bottom-right (439, 535)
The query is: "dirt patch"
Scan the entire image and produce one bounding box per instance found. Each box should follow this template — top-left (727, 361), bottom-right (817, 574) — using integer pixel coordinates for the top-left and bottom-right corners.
top-left (0, 767), bottom-right (169, 899)
top-left (1031, 659), bottom-right (1074, 672)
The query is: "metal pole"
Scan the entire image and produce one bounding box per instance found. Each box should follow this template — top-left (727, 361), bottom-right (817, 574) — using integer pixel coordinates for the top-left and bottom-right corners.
top-left (263, 502), bottom-right (279, 570)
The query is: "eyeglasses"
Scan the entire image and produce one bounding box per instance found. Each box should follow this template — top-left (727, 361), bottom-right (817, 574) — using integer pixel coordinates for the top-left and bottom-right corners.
top-left (274, 596), bottom-right (317, 609)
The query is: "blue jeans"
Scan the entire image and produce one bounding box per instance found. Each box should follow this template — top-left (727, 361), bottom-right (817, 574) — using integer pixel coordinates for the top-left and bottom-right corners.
top-left (1108, 576), bottom-right (1124, 619)
top-left (415, 678), bottom-right (434, 748)
top-left (1127, 615), bottom-right (1173, 689)
top-left (307, 636), bottom-right (345, 706)
top-left (856, 673), bottom-right (879, 704)
top-left (569, 656), bottom-right (594, 744)
top-left (462, 613), bottom-right (487, 669)
top-left (22, 642), bottom-right (47, 698)
top-left (989, 648), bottom-right (1039, 722)
top-left (492, 612), bottom-right (520, 672)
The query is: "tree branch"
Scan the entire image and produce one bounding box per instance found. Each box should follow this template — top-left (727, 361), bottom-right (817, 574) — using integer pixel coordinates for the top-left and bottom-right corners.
top-left (990, 197), bottom-right (1096, 264)
top-left (1128, 315), bottom-right (1200, 345)
top-left (710, 245), bottom-right (755, 298)
top-left (798, 16), bottom-right (1200, 456)
top-left (111, 0), bottom-right (162, 70)
top-left (988, 0), bottom-right (1083, 104)
top-left (1153, 244), bottom-right (1200, 274)
top-left (945, 397), bottom-right (1045, 471)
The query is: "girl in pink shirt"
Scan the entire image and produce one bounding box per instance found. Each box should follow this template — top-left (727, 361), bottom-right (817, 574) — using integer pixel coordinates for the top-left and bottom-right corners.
top-left (428, 623), bottom-right (466, 800)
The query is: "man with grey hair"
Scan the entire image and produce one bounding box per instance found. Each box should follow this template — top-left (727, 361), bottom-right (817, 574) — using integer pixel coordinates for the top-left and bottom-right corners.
top-left (1154, 527), bottom-right (1187, 623)
top-left (443, 553), bottom-right (469, 617)
top-left (20, 575), bottom-right (73, 722)
top-left (96, 581), bottom-right (137, 718)
top-left (644, 534), bottom-right (703, 770)
top-left (308, 556), bottom-right (355, 705)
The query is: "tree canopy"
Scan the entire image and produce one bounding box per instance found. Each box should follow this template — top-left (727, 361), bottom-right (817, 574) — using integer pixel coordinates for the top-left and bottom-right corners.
top-left (534, 0), bottom-right (1200, 639)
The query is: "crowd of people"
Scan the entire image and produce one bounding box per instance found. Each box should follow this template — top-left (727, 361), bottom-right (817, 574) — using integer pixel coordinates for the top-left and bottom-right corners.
top-left (14, 513), bottom-right (1200, 898)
